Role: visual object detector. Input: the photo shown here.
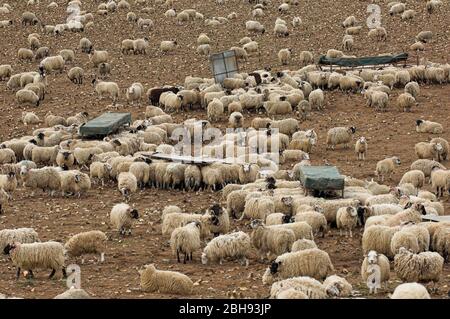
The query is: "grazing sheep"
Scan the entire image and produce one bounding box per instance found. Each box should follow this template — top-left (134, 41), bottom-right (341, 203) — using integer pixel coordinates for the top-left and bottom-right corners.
top-left (416, 31), bottom-right (433, 43)
top-left (16, 89), bottom-right (40, 107)
top-left (415, 119), bottom-right (443, 134)
top-left (40, 55), bottom-right (65, 73)
top-left (391, 283), bottom-right (430, 299)
top-left (3, 241), bottom-right (66, 279)
top-left (67, 67), bottom-right (84, 84)
top-left (430, 168), bottom-right (450, 198)
top-left (293, 211), bottom-right (327, 238)
top-left (405, 81), bottom-right (420, 99)
top-left (79, 38), bottom-right (93, 53)
top-left (262, 248), bottom-right (334, 284)
top-left (110, 203), bottom-right (139, 235)
top-left (355, 136), bottom-right (368, 160)
top-left (18, 48), bottom-right (34, 61)
top-left (89, 50), bottom-right (108, 67)
top-left (0, 228), bottom-right (40, 251)
top-left (59, 49), bottom-right (75, 64)
top-left (139, 264), bottom-right (193, 295)
top-left (160, 40), bottom-right (177, 54)
top-left (394, 247), bottom-right (443, 284)
top-left (397, 93), bottom-right (416, 112)
top-left (21, 112), bottom-right (40, 125)
top-left (64, 231), bottom-right (107, 263)
top-left (375, 156), bottom-right (401, 182)
top-left (201, 231), bottom-right (251, 266)
top-left (426, 0), bottom-right (442, 14)
top-left (326, 126), bottom-right (356, 150)
top-left (117, 172), bottom-right (137, 200)
top-left (0, 65), bottom-right (13, 81)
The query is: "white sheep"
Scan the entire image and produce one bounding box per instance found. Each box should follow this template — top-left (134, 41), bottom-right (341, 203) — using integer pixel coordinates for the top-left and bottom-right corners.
top-left (415, 119), bottom-right (443, 134)
top-left (262, 248), bottom-right (335, 285)
top-left (0, 228), bottom-right (40, 251)
top-left (67, 67), bottom-right (84, 84)
top-left (201, 231), bottom-right (251, 266)
top-left (326, 126), bottom-right (356, 150)
top-left (16, 89), bottom-right (40, 107)
top-left (415, 142), bottom-right (443, 161)
top-left (139, 264), bottom-right (193, 295)
top-left (110, 203), bottom-right (139, 235)
top-left (207, 98), bottom-right (224, 122)
top-left (64, 230), bottom-right (107, 263)
top-left (394, 247), bottom-right (443, 284)
top-left (355, 136), bottom-right (368, 160)
top-left (160, 40), bottom-right (177, 54)
top-left (4, 241), bottom-right (66, 279)
top-left (92, 78), bottom-right (119, 104)
top-left (336, 206), bottom-right (358, 237)
top-left (391, 283), bottom-right (430, 299)
top-left (170, 221), bottom-right (201, 263)
top-left (375, 156), bottom-right (401, 182)
top-left (361, 250), bottom-right (390, 293)
top-left (126, 82), bottom-right (144, 106)
top-left (308, 89), bottom-right (324, 110)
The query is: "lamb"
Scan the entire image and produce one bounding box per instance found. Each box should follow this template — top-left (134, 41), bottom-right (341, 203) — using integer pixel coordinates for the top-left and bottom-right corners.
top-left (361, 250), bottom-right (390, 293)
top-left (362, 225), bottom-right (400, 258)
top-left (126, 83), bottom-right (144, 106)
top-left (0, 228), bottom-right (39, 251)
top-left (306, 89), bottom-right (323, 110)
top-left (64, 230), bottom-right (107, 263)
top-left (336, 206), bottom-right (358, 237)
top-left (67, 67), bottom-right (84, 84)
top-left (251, 219), bottom-right (296, 260)
top-left (394, 247), bottom-right (444, 283)
top-left (201, 231), bottom-right (251, 266)
top-left (415, 119), bottom-right (443, 134)
top-left (117, 172), bottom-right (138, 200)
top-left (399, 170), bottom-right (425, 189)
top-left (16, 89), bottom-right (40, 107)
top-left (170, 222), bottom-right (201, 263)
top-left (355, 137), bottom-right (368, 160)
top-left (110, 203), bottom-right (139, 235)
top-left (3, 241), bottom-right (66, 279)
top-left (375, 156), bottom-right (401, 182)
top-left (415, 142), bottom-right (443, 161)
top-left (92, 78), bottom-right (119, 104)
top-left (397, 93), bottom-right (416, 112)
top-left (391, 283), bottom-right (430, 299)
top-left (262, 248), bottom-right (334, 285)
top-left (139, 264), bottom-right (193, 295)
top-left (326, 126), bottom-right (356, 150)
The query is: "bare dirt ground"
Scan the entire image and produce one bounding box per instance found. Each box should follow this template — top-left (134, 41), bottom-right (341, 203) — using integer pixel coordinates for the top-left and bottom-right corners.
top-left (0, 0), bottom-right (449, 299)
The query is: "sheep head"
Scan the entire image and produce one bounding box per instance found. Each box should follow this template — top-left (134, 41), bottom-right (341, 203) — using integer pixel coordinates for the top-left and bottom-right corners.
top-left (347, 206), bottom-right (357, 217)
top-left (367, 250), bottom-right (379, 264)
top-left (128, 208), bottom-right (139, 219)
top-left (269, 261), bottom-right (280, 274)
top-left (3, 242), bottom-right (17, 255)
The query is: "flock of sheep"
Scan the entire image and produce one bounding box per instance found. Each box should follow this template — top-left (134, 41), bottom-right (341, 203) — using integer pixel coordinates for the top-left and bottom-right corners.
top-left (0, 0), bottom-right (449, 300)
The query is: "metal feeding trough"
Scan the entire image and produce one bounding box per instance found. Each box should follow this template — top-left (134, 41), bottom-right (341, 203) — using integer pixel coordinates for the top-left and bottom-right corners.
top-left (79, 112), bottom-right (131, 138)
top-left (209, 50), bottom-right (239, 84)
top-left (298, 166), bottom-right (345, 197)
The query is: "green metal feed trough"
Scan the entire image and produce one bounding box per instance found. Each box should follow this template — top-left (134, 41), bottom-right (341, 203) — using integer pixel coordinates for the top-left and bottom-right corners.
top-left (79, 112), bottom-right (132, 138)
top-left (298, 166), bottom-right (345, 197)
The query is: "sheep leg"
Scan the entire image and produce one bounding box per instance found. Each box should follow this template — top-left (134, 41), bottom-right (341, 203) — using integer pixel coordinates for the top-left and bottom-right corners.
top-left (176, 250), bottom-right (180, 263)
top-left (100, 253), bottom-right (105, 263)
top-left (349, 229), bottom-right (353, 238)
top-left (190, 253), bottom-right (193, 261)
top-left (48, 269), bottom-right (56, 279)
top-left (27, 270), bottom-right (34, 279)
top-left (62, 267), bottom-right (67, 278)
top-left (16, 267), bottom-right (21, 279)
top-left (339, 229), bottom-right (342, 236)
top-left (183, 253), bottom-right (187, 264)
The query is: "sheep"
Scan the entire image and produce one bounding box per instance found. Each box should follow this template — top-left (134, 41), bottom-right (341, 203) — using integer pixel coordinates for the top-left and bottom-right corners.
top-left (415, 119), bottom-right (443, 134)
top-left (0, 228), bottom-right (39, 251)
top-left (89, 162), bottom-right (112, 186)
top-left (397, 93), bottom-right (416, 112)
top-left (355, 137), bottom-right (368, 160)
top-left (390, 230), bottom-right (420, 255)
top-left (92, 78), bottom-right (119, 104)
top-left (16, 89), bottom-right (39, 107)
top-left (308, 89), bottom-right (324, 110)
top-left (399, 170), bottom-right (425, 189)
top-left (375, 156), bottom-right (401, 182)
top-left (274, 23), bottom-right (289, 37)
top-left (89, 50), bottom-right (108, 67)
top-left (34, 47), bottom-right (50, 61)
top-left (126, 83), bottom-right (144, 106)
top-left (98, 62), bottom-right (111, 79)
top-left (117, 172), bottom-right (137, 200)
top-left (201, 231), bottom-right (251, 266)
top-left (391, 283), bottom-right (430, 299)
top-left (416, 31), bottom-right (433, 43)
top-left (368, 27), bottom-right (387, 42)
top-left (404, 81), bottom-right (420, 99)
top-left (299, 51), bottom-right (314, 66)
top-left (238, 164), bottom-right (259, 184)
top-left (67, 67), bottom-right (84, 84)
top-left (40, 55), bottom-right (65, 73)
top-left (336, 206), bottom-right (358, 237)
top-left (394, 247), bottom-right (443, 284)
top-left (362, 225), bottom-right (400, 258)
top-left (430, 168), bottom-right (450, 198)
top-left (415, 142), bottom-right (443, 161)
top-left (426, 0), bottom-right (442, 14)
top-left (241, 196), bottom-right (275, 221)
top-left (139, 264), bottom-right (193, 295)
top-left (322, 275), bottom-right (352, 297)
top-left (21, 11), bottom-right (39, 26)
top-left (60, 170), bottom-right (91, 197)
top-left (291, 239), bottom-right (317, 252)
top-left (293, 210), bottom-right (327, 237)
top-left (19, 48), bottom-right (35, 62)
top-left (245, 20), bottom-right (265, 34)
top-left (410, 159), bottom-right (446, 181)
top-left (170, 222), bottom-right (201, 263)
top-left (3, 241), bottom-right (66, 279)
top-left (326, 126), bottom-right (356, 150)
top-left (59, 49), bottom-right (75, 64)
top-left (263, 248), bottom-right (334, 285)
top-left (389, 3), bottom-right (405, 15)
top-left (21, 112), bottom-right (40, 126)
top-left (0, 65), bottom-right (12, 81)
top-left (55, 150), bottom-right (75, 169)
top-left (410, 42), bottom-right (425, 52)
top-left (342, 35), bottom-right (353, 51)
top-left (270, 276), bottom-right (338, 299)
top-left (110, 203), bottom-right (139, 235)
top-left (431, 138), bottom-right (448, 161)
top-left (64, 231), bottom-right (107, 263)
top-left (160, 40), bottom-right (177, 54)
top-left (361, 250), bottom-right (390, 293)
top-left (250, 219), bottom-right (296, 261)
top-left (162, 212), bottom-right (212, 239)
top-left (73, 147), bottom-right (103, 168)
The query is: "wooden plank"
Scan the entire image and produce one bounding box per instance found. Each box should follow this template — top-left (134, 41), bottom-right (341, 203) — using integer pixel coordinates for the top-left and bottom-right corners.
top-left (421, 215), bottom-right (450, 223)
